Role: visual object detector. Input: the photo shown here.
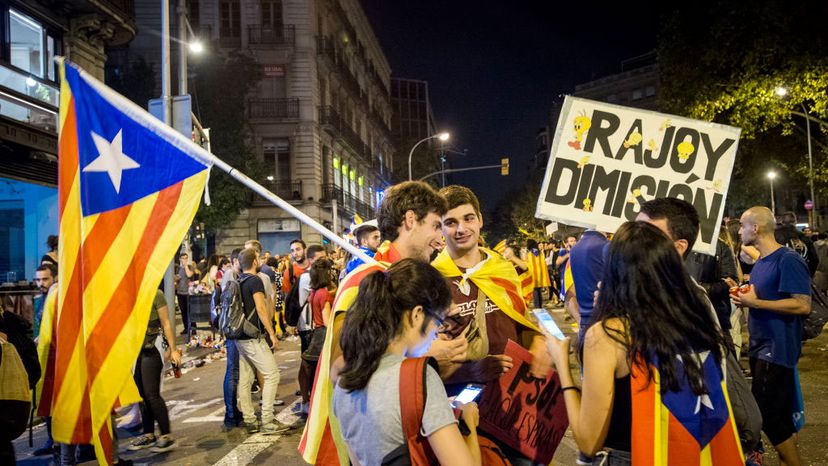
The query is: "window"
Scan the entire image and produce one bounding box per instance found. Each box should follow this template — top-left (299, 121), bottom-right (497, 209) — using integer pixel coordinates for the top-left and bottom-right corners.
top-left (187, 0), bottom-right (200, 30)
top-left (262, 139), bottom-right (290, 182)
top-left (645, 85), bottom-right (656, 97)
top-left (261, 0), bottom-right (283, 28)
top-left (8, 9), bottom-right (60, 82)
top-left (333, 155), bottom-right (341, 188)
top-left (0, 200), bottom-right (24, 282)
top-left (219, 0), bottom-right (241, 38)
top-left (631, 89), bottom-right (643, 100)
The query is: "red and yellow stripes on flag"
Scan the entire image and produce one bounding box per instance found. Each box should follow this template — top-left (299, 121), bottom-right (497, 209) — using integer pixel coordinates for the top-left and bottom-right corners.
top-left (300, 260), bottom-right (391, 465)
top-left (526, 250), bottom-right (551, 288)
top-left (45, 60), bottom-right (208, 465)
top-left (631, 363), bottom-right (744, 466)
top-left (492, 239), bottom-right (507, 255)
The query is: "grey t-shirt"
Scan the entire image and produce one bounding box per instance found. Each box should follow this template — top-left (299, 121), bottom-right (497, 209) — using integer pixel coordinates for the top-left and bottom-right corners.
top-left (332, 354), bottom-right (457, 466)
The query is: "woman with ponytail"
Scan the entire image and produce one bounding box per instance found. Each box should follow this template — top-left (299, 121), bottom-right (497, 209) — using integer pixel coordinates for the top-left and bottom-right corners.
top-left (332, 259), bottom-right (481, 466)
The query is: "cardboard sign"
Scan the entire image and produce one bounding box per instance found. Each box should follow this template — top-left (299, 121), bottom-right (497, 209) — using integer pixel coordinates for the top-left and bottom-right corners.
top-left (536, 96), bottom-right (741, 255)
top-left (478, 340), bottom-right (569, 464)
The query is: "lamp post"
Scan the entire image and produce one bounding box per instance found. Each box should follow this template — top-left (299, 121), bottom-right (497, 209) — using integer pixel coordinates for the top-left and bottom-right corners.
top-left (408, 132), bottom-right (449, 181)
top-left (767, 171), bottom-right (777, 214)
top-left (775, 86), bottom-right (816, 227)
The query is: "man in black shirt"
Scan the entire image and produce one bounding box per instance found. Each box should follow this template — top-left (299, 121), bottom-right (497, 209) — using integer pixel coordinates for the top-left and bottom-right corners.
top-left (235, 248), bottom-right (290, 435)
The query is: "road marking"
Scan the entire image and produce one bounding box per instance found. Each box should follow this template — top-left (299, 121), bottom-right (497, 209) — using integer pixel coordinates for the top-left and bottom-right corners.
top-left (182, 406), bottom-right (226, 423)
top-left (167, 398), bottom-right (223, 421)
top-left (212, 433), bottom-right (283, 466)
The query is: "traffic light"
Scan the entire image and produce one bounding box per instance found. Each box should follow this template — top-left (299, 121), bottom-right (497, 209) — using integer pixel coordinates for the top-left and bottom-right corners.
top-left (501, 158), bottom-right (509, 176)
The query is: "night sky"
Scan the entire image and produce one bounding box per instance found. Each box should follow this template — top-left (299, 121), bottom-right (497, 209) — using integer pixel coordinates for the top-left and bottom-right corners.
top-left (361, 1), bottom-right (660, 213)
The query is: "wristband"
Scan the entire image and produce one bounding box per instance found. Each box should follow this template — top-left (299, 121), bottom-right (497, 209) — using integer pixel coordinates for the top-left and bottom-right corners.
top-left (561, 386), bottom-right (581, 393)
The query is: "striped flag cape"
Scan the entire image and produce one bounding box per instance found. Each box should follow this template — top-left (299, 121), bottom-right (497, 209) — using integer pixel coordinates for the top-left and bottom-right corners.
top-left (41, 59), bottom-right (210, 464)
top-left (492, 239), bottom-right (507, 255)
top-left (299, 241), bottom-right (401, 464)
top-left (526, 248), bottom-right (551, 288)
top-left (560, 258), bottom-right (574, 301)
top-left (431, 248), bottom-right (538, 332)
top-left (631, 353), bottom-right (744, 465)
top-left (518, 266), bottom-right (534, 305)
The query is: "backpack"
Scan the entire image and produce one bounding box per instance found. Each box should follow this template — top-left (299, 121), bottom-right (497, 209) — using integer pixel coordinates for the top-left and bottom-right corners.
top-left (210, 281), bottom-right (223, 328)
top-left (284, 268), bottom-right (305, 327)
top-left (803, 282), bottom-right (828, 340)
top-left (218, 275), bottom-right (259, 339)
top-left (381, 357), bottom-right (510, 466)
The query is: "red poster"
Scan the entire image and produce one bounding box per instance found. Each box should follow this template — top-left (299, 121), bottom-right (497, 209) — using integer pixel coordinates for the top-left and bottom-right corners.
top-left (478, 340), bottom-right (569, 464)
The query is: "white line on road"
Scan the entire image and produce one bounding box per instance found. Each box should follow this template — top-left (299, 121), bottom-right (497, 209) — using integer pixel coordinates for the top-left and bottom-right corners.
top-left (182, 406), bottom-right (226, 423)
top-left (168, 398), bottom-right (223, 421)
top-left (211, 400), bottom-right (303, 465)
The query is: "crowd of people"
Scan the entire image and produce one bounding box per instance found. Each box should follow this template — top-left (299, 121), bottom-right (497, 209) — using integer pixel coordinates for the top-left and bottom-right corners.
top-left (2, 180), bottom-right (822, 466)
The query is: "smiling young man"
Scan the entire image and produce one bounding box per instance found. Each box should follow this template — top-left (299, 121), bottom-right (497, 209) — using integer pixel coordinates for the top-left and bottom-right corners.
top-left (300, 181), bottom-right (464, 465)
top-left (432, 185), bottom-right (553, 466)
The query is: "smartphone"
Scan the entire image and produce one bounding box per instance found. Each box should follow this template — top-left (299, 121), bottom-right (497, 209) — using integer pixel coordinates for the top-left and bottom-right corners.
top-left (532, 309), bottom-right (566, 340)
top-left (452, 384), bottom-right (484, 407)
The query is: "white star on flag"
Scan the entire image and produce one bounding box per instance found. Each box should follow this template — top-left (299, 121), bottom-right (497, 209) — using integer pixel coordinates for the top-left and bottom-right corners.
top-left (677, 351), bottom-right (717, 414)
top-left (82, 129), bottom-right (140, 193)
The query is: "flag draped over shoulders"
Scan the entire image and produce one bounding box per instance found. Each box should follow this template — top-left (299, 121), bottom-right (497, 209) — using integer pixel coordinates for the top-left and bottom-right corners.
top-left (631, 354), bottom-right (744, 466)
top-left (47, 59), bottom-right (210, 465)
top-left (431, 248), bottom-right (538, 332)
top-left (299, 241), bottom-right (399, 464)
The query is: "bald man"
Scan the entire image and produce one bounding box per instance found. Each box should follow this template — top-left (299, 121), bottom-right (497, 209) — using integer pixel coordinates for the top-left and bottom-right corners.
top-left (733, 206), bottom-right (810, 466)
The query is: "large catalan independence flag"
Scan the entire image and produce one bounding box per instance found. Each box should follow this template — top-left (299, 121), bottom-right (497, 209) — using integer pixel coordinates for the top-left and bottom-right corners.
top-left (631, 353), bottom-right (744, 465)
top-left (44, 59), bottom-right (210, 464)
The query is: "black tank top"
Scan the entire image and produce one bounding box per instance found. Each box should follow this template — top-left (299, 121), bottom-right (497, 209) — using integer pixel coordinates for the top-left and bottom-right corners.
top-left (603, 374), bottom-right (632, 452)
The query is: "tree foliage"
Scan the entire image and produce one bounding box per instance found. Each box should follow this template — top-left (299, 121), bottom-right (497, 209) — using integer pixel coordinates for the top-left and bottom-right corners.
top-left (189, 49), bottom-right (263, 231)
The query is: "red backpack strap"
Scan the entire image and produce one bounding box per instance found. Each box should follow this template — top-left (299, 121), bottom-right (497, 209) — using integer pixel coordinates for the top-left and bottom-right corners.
top-left (399, 357), bottom-right (435, 466)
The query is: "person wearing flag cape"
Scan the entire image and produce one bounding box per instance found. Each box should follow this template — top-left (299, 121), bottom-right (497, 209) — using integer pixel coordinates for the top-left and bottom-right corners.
top-left (432, 185), bottom-right (553, 466)
top-left (300, 181), bottom-right (468, 465)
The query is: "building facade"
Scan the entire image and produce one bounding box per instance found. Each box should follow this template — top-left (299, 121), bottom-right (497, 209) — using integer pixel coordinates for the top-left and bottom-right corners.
top-left (390, 77), bottom-right (440, 183)
top-left (0, 0), bottom-right (135, 281)
top-left (122, 0), bottom-right (395, 254)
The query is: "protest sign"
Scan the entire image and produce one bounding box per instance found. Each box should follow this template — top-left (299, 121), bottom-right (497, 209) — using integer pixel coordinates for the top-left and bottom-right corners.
top-left (478, 340), bottom-right (568, 464)
top-left (536, 96), bottom-right (741, 255)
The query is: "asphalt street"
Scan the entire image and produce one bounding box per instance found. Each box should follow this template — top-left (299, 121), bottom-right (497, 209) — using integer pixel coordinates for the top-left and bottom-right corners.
top-left (12, 305), bottom-right (828, 465)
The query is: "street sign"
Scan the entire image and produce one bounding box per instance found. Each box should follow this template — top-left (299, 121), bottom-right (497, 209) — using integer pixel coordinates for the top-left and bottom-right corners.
top-left (805, 200), bottom-right (814, 210)
top-left (501, 158), bottom-right (509, 176)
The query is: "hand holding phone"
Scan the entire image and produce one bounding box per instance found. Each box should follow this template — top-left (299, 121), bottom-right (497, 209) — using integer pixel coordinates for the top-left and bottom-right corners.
top-left (452, 384), bottom-right (484, 407)
top-left (532, 309), bottom-right (566, 340)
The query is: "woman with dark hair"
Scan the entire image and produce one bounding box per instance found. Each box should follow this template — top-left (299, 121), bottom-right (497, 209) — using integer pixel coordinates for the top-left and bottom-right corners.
top-left (545, 221), bottom-right (741, 465)
top-left (41, 235), bottom-right (58, 270)
top-left (332, 259), bottom-right (481, 466)
top-left (298, 259), bottom-right (337, 414)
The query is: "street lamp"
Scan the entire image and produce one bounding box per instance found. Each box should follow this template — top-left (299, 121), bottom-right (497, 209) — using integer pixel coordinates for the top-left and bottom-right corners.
top-left (767, 171), bottom-right (777, 214)
top-left (774, 86), bottom-right (816, 226)
top-left (408, 132), bottom-right (450, 181)
top-left (188, 40), bottom-right (204, 54)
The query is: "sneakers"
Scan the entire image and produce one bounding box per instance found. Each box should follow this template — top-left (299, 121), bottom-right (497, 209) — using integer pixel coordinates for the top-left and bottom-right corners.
top-left (274, 399), bottom-right (285, 406)
top-left (251, 381), bottom-right (260, 394)
top-left (260, 422), bottom-right (291, 435)
top-left (151, 435), bottom-right (176, 452)
top-left (246, 421), bottom-right (261, 434)
top-left (127, 434), bottom-right (157, 451)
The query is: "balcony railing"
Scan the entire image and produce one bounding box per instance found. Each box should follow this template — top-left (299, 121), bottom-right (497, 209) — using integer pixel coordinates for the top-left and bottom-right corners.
top-left (316, 36), bottom-right (363, 99)
top-left (321, 184), bottom-right (374, 219)
top-left (248, 25), bottom-right (295, 46)
top-left (251, 180), bottom-right (303, 206)
top-left (218, 31), bottom-right (241, 48)
top-left (318, 105), bottom-right (373, 165)
top-left (248, 98), bottom-right (300, 119)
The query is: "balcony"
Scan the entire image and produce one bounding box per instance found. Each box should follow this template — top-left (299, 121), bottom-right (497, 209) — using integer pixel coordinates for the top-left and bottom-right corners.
top-left (251, 180), bottom-right (303, 206)
top-left (319, 105), bottom-right (373, 165)
top-left (217, 29), bottom-right (241, 48)
top-left (248, 98), bottom-right (300, 120)
top-left (321, 184), bottom-right (374, 219)
top-left (316, 36), bottom-right (363, 100)
top-left (248, 25), bottom-right (295, 46)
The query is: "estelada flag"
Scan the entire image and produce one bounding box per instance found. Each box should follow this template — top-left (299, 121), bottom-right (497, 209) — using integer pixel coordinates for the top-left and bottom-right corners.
top-left (492, 239), bottom-right (507, 255)
top-left (526, 248), bottom-right (551, 288)
top-left (44, 58), bottom-right (210, 465)
top-left (299, 241), bottom-right (400, 465)
top-left (631, 353), bottom-right (744, 465)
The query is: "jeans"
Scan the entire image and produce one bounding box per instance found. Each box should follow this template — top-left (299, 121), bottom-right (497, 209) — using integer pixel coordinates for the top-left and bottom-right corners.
top-left (237, 338), bottom-right (280, 425)
top-left (58, 444), bottom-right (95, 465)
top-left (134, 347), bottom-right (171, 435)
top-left (592, 450), bottom-right (631, 465)
top-left (223, 339), bottom-right (243, 425)
top-left (532, 287), bottom-right (543, 309)
top-left (177, 293), bottom-right (191, 332)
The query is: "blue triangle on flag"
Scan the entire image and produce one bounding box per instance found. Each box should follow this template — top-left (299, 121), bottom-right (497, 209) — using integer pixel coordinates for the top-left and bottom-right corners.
top-left (64, 63), bottom-right (208, 216)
